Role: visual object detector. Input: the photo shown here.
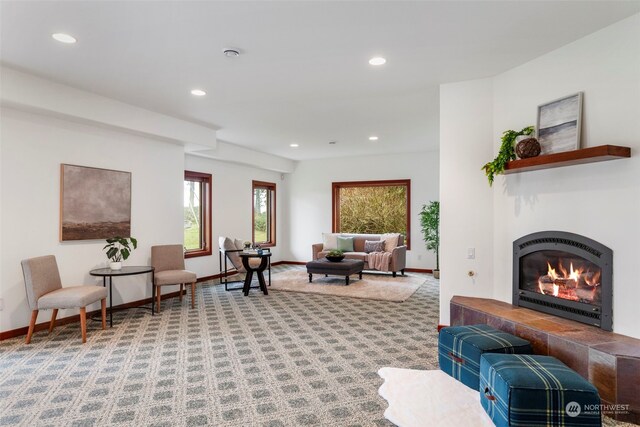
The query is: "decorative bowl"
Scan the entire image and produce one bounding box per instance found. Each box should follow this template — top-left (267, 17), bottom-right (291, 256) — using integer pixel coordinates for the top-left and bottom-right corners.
top-left (326, 255), bottom-right (345, 262)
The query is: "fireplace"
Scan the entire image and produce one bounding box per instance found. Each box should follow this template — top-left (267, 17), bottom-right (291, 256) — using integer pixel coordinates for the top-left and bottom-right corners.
top-left (513, 231), bottom-right (612, 331)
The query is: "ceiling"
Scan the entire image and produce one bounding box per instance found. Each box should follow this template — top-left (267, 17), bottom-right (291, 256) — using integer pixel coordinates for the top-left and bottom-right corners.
top-left (1, 1), bottom-right (639, 160)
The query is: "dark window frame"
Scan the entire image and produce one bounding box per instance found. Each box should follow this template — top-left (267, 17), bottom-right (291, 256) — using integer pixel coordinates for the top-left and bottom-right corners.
top-left (332, 179), bottom-right (411, 249)
top-left (184, 170), bottom-right (212, 258)
top-left (252, 180), bottom-right (276, 248)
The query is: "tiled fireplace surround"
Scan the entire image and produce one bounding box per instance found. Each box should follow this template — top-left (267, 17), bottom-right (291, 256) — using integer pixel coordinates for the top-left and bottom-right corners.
top-left (451, 296), bottom-right (640, 424)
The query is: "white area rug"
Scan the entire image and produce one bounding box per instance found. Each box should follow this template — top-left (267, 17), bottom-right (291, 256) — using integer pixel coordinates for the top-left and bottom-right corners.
top-left (378, 368), bottom-right (494, 427)
top-left (269, 270), bottom-right (423, 302)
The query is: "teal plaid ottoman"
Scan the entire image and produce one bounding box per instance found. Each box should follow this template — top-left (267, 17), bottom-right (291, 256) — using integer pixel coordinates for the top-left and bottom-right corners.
top-left (438, 324), bottom-right (532, 390)
top-left (480, 354), bottom-right (602, 427)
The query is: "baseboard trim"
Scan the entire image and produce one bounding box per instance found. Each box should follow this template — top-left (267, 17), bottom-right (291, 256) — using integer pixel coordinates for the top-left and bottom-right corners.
top-left (3, 271), bottom-right (243, 341)
top-left (3, 263), bottom-right (432, 340)
top-left (271, 262), bottom-right (432, 272)
top-left (272, 261), bottom-right (307, 266)
top-left (196, 270), bottom-right (239, 283)
top-left (404, 268), bottom-right (433, 274)
top-left (0, 289), bottom-right (189, 341)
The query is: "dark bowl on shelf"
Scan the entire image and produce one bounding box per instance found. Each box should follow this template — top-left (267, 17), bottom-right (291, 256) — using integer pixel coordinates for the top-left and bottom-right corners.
top-left (326, 255), bottom-right (345, 262)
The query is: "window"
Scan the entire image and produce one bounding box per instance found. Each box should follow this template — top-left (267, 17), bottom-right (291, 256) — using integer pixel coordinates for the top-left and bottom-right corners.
top-left (184, 171), bottom-right (212, 258)
top-left (252, 181), bottom-right (276, 247)
top-left (332, 179), bottom-right (411, 249)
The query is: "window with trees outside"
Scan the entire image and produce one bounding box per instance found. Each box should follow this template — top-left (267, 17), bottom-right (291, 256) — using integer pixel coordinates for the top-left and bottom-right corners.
top-left (184, 171), bottom-right (212, 258)
top-left (252, 181), bottom-right (276, 247)
top-left (332, 179), bottom-right (411, 249)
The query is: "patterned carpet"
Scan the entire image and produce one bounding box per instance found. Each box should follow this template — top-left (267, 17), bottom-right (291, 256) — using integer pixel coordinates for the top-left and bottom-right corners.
top-left (0, 266), bottom-right (440, 426)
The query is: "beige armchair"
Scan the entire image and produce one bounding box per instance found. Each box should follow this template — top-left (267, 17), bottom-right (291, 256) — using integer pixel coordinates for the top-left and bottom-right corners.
top-left (151, 244), bottom-right (197, 312)
top-left (21, 255), bottom-right (107, 344)
top-left (218, 237), bottom-right (267, 291)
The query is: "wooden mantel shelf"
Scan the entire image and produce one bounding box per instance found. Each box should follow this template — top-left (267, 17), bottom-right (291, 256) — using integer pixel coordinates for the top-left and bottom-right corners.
top-left (504, 145), bottom-right (631, 174)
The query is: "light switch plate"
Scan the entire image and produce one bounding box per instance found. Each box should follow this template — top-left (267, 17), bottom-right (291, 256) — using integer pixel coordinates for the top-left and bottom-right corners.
top-left (467, 248), bottom-right (475, 259)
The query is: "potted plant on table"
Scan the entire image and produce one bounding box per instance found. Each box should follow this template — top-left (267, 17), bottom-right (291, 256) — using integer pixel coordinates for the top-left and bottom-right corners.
top-left (420, 201), bottom-right (440, 279)
top-left (103, 236), bottom-right (138, 270)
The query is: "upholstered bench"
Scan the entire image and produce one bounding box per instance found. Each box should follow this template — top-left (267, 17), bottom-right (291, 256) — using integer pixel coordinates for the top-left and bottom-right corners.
top-left (438, 324), bottom-right (532, 390)
top-left (480, 354), bottom-right (601, 427)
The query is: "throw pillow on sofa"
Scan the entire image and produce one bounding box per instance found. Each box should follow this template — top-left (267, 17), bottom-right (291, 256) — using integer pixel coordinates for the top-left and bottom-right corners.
top-left (337, 236), bottom-right (355, 252)
top-left (364, 240), bottom-right (384, 253)
top-left (322, 233), bottom-right (339, 250)
top-left (381, 233), bottom-right (400, 252)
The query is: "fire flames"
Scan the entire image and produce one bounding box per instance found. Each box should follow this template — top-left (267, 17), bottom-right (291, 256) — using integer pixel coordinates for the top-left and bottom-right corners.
top-left (537, 261), bottom-right (601, 302)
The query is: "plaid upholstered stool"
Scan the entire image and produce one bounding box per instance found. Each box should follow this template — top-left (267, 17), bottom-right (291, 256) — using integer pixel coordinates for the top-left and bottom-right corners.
top-left (480, 354), bottom-right (602, 427)
top-left (438, 324), bottom-right (532, 389)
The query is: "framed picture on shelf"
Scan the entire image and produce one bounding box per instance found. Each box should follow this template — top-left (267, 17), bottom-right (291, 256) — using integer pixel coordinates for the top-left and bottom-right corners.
top-left (536, 92), bottom-right (583, 155)
top-left (60, 164), bottom-right (131, 241)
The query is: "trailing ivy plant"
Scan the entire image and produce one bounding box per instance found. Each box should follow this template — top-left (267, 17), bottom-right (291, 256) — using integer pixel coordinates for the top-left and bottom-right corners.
top-left (482, 126), bottom-right (534, 186)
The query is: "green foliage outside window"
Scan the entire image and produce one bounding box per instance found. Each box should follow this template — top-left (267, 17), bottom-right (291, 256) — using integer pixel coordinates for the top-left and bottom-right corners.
top-left (184, 179), bottom-right (202, 251)
top-left (254, 213), bottom-right (267, 243)
top-left (184, 206), bottom-right (201, 250)
top-left (338, 186), bottom-right (407, 236)
top-left (253, 187), bottom-right (270, 243)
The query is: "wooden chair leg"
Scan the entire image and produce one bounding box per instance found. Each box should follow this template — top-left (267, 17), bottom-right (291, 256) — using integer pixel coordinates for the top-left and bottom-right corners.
top-left (25, 310), bottom-right (38, 344)
top-left (156, 286), bottom-right (161, 313)
top-left (79, 307), bottom-right (87, 343)
top-left (101, 299), bottom-right (107, 330)
top-left (191, 282), bottom-right (195, 309)
top-left (48, 309), bottom-right (58, 334)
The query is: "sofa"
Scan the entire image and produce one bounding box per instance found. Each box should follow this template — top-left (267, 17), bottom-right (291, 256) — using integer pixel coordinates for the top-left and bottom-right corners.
top-left (312, 233), bottom-right (407, 277)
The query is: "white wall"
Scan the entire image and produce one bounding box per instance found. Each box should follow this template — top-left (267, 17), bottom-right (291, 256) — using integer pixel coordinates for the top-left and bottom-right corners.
top-left (0, 107), bottom-right (184, 332)
top-left (439, 78), bottom-right (495, 325)
top-left (191, 141), bottom-right (295, 174)
top-left (184, 155), bottom-right (286, 278)
top-left (439, 14), bottom-right (640, 338)
top-left (0, 108), bottom-right (293, 334)
top-left (491, 14), bottom-right (640, 338)
top-left (0, 64), bottom-right (301, 334)
top-left (1, 66), bottom-right (217, 150)
top-left (285, 151), bottom-right (440, 268)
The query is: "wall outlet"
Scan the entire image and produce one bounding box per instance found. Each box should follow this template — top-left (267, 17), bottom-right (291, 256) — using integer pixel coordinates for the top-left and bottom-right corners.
top-left (417, 254), bottom-right (422, 260)
top-left (0, 298), bottom-right (4, 311)
top-left (467, 248), bottom-right (475, 259)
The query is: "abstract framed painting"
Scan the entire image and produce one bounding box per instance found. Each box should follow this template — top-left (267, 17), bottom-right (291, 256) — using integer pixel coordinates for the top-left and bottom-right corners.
top-left (536, 92), bottom-right (583, 155)
top-left (60, 164), bottom-right (131, 241)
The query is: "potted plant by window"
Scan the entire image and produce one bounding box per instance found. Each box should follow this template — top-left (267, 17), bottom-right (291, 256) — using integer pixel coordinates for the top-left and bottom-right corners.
top-left (420, 201), bottom-right (440, 279)
top-left (103, 236), bottom-right (138, 270)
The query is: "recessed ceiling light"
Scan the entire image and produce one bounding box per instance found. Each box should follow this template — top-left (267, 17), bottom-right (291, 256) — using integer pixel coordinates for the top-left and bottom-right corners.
top-left (368, 57), bottom-right (386, 66)
top-left (223, 48), bottom-right (240, 57)
top-left (190, 89), bottom-right (206, 96)
top-left (290, 143), bottom-right (299, 148)
top-left (369, 136), bottom-right (379, 141)
top-left (52, 33), bottom-right (76, 44)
